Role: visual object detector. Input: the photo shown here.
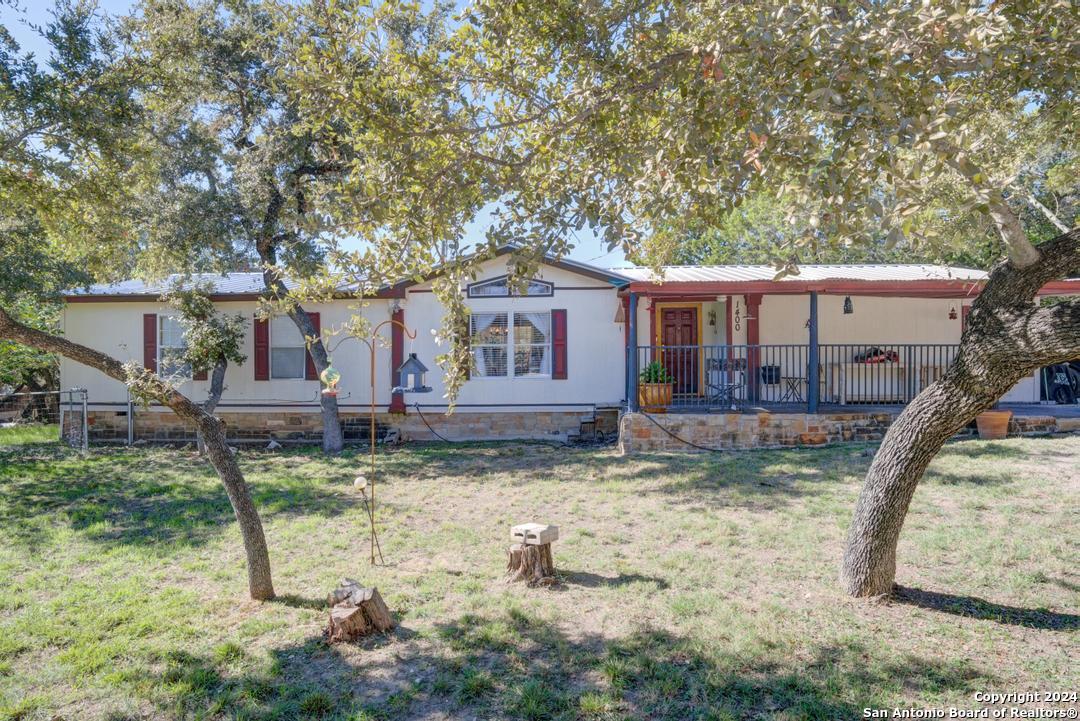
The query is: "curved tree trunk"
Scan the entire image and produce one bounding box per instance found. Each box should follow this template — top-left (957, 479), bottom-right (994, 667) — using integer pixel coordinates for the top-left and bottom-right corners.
top-left (841, 228), bottom-right (1080, 597)
top-left (196, 357), bottom-right (228, 455)
top-left (0, 307), bottom-right (276, 601)
top-left (287, 305), bottom-right (344, 454)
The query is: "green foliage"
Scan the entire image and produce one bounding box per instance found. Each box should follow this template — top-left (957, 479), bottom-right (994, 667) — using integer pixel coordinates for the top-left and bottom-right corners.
top-left (459, 0), bottom-right (1078, 269)
top-left (0, 0), bottom-right (145, 285)
top-left (639, 362), bottom-right (673, 384)
top-left (163, 283), bottom-right (247, 376)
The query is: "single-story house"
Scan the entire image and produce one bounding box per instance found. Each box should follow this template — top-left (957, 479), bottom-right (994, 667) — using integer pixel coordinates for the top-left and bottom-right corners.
top-left (60, 247), bottom-right (1080, 447)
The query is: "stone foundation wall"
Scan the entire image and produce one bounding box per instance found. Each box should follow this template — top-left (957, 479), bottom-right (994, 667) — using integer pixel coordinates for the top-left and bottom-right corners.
top-left (84, 406), bottom-right (1079, 448)
top-left (618, 411), bottom-right (897, 454)
top-left (618, 411), bottom-right (1080, 454)
top-left (85, 408), bottom-right (593, 444)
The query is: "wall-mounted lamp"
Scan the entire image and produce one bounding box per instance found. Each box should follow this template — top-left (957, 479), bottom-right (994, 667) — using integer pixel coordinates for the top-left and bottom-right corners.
top-left (949, 307), bottom-right (958, 320)
top-left (843, 296), bottom-right (854, 315)
top-left (707, 309), bottom-right (717, 327)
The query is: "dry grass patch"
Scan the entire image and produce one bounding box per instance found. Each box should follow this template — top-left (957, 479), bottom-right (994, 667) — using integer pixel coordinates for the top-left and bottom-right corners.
top-left (0, 434), bottom-right (1076, 719)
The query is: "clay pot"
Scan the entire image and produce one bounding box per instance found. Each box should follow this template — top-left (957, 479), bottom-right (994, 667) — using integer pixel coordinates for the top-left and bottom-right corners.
top-left (638, 383), bottom-right (673, 413)
top-left (976, 410), bottom-right (1012, 440)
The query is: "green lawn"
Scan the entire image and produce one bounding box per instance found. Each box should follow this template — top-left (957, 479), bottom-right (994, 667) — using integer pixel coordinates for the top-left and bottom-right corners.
top-left (0, 424), bottom-right (58, 446)
top-left (0, 434), bottom-right (1076, 720)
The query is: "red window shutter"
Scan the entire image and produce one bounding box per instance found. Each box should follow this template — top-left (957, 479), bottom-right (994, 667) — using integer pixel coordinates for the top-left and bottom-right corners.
top-left (551, 309), bottom-right (568, 380)
top-left (143, 314), bottom-right (158, 373)
top-left (253, 316), bottom-right (269, 381)
top-left (305, 312), bottom-right (321, 380)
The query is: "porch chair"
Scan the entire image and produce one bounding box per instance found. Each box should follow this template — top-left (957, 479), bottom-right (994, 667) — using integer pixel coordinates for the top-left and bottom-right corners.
top-left (706, 357), bottom-right (746, 410)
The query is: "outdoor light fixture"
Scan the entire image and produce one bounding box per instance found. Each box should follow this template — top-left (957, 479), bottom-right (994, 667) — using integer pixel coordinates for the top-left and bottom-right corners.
top-left (949, 307), bottom-right (958, 320)
top-left (843, 296), bottom-right (854, 315)
top-left (393, 353), bottom-right (432, 394)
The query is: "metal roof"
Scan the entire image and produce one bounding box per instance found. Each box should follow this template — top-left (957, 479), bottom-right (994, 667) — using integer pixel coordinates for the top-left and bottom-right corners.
top-left (610, 264), bottom-right (989, 284)
top-left (68, 273), bottom-right (274, 297)
top-left (68, 263), bottom-right (1005, 298)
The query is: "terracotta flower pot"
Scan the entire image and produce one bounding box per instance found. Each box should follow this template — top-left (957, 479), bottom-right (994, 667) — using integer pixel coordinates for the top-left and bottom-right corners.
top-left (638, 382), bottom-right (673, 413)
top-left (976, 410), bottom-right (1012, 440)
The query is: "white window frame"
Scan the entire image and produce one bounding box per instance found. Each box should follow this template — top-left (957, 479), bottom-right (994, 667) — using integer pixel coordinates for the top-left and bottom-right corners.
top-left (466, 276), bottom-right (554, 298)
top-left (270, 315), bottom-right (307, 380)
top-left (470, 311), bottom-right (552, 380)
top-left (158, 315), bottom-right (191, 380)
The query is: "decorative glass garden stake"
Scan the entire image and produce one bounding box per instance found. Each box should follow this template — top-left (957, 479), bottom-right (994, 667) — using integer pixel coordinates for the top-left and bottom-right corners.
top-left (320, 362), bottom-right (341, 396)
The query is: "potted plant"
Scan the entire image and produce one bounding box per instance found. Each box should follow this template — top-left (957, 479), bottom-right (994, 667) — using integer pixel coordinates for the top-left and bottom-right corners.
top-left (638, 361), bottom-right (674, 412)
top-left (976, 406), bottom-right (1013, 440)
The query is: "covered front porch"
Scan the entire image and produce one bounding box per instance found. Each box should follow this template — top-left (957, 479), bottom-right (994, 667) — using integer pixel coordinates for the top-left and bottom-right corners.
top-left (617, 265), bottom-right (1079, 414)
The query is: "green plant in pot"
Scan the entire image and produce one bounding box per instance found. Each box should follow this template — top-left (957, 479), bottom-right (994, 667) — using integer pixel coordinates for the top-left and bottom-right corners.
top-left (638, 361), bottom-right (674, 412)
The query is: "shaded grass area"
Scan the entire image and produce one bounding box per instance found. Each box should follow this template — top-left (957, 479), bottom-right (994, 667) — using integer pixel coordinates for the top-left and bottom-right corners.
top-left (0, 435), bottom-right (1076, 719)
top-left (0, 424), bottom-right (59, 446)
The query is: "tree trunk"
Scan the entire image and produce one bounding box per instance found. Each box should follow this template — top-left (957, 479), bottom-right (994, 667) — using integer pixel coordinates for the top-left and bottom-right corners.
top-left (0, 307), bottom-right (275, 601)
top-left (197, 357), bottom-right (228, 455)
top-left (506, 543), bottom-right (557, 586)
top-left (256, 254), bottom-right (344, 455)
top-left (325, 579), bottom-right (393, 642)
top-left (841, 228), bottom-right (1080, 597)
top-left (288, 305), bottom-right (344, 454)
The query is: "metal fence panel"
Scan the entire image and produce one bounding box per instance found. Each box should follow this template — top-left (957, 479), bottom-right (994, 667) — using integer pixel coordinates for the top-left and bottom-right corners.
top-left (0, 388), bottom-right (88, 449)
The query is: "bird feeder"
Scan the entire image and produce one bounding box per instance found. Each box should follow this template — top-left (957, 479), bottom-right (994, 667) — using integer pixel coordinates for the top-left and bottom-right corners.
top-left (320, 362), bottom-right (342, 396)
top-left (392, 353), bottom-right (432, 394)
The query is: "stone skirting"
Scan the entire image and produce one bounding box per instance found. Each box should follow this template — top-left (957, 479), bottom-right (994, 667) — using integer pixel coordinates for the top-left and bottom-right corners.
top-left (83, 407), bottom-right (1080, 448)
top-left (617, 411), bottom-right (1080, 454)
top-left (85, 408), bottom-right (593, 444)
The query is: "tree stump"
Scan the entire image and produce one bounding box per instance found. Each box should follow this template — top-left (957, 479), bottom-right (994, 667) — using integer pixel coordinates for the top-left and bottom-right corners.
top-left (506, 542), bottom-right (556, 586)
top-left (325, 578), bottom-right (393, 643)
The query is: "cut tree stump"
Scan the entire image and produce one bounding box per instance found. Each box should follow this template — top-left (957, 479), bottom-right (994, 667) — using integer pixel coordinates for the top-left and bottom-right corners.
top-left (325, 578), bottom-right (393, 643)
top-left (506, 542), bottom-right (556, 586)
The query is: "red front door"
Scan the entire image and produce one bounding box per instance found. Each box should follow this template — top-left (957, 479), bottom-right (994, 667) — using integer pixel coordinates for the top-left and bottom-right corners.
top-left (661, 307), bottom-right (698, 395)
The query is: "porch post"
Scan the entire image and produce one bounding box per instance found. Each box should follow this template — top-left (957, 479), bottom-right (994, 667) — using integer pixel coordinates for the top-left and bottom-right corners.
top-left (627, 292), bottom-right (639, 411)
top-left (807, 291), bottom-right (819, 414)
top-left (745, 294), bottom-right (761, 404)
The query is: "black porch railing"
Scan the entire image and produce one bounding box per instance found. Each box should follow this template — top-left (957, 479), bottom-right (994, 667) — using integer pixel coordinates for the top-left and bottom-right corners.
top-left (630, 343), bottom-right (960, 412)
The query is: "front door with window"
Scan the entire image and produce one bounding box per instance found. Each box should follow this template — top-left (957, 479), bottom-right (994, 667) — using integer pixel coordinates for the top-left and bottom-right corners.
top-left (661, 307), bottom-right (698, 395)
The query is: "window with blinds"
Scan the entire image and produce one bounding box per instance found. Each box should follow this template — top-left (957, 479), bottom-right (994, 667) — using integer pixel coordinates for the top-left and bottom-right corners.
top-left (270, 315), bottom-right (307, 379)
top-left (513, 312), bottom-right (551, 376)
top-left (470, 311), bottom-right (551, 378)
top-left (470, 312), bottom-right (509, 377)
top-left (158, 316), bottom-right (191, 379)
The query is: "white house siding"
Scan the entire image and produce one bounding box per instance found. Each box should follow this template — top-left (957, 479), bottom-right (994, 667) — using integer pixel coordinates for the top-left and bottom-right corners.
top-left (758, 294), bottom-right (963, 345)
top-left (61, 298), bottom-right (395, 413)
top-left (60, 258), bottom-right (627, 440)
top-left (402, 258), bottom-right (626, 412)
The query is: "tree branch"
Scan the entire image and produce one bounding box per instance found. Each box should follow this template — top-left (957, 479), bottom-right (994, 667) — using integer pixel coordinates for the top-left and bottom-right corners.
top-left (942, 149), bottom-right (1042, 268)
top-left (1023, 188), bottom-right (1071, 234)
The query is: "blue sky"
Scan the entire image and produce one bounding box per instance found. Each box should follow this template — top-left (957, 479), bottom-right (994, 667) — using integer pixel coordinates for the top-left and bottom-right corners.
top-left (1, 0), bottom-right (629, 268)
